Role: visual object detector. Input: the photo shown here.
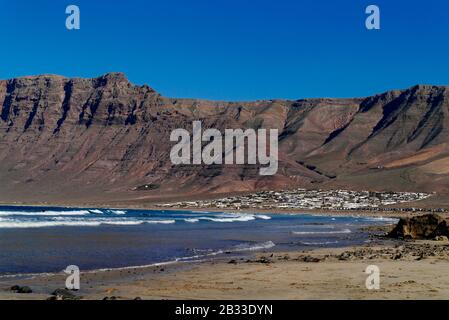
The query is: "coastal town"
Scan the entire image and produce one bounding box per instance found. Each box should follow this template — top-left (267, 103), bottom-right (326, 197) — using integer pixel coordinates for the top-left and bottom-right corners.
top-left (156, 189), bottom-right (445, 213)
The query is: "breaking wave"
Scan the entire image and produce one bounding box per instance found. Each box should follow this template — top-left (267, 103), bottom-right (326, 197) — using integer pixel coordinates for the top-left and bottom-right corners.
top-left (146, 220), bottom-right (176, 224)
top-left (183, 241), bottom-right (276, 261)
top-left (230, 241), bottom-right (276, 252)
top-left (92, 241), bottom-right (276, 273)
top-left (0, 218), bottom-right (175, 228)
top-left (255, 215), bottom-right (272, 220)
top-left (0, 208), bottom-right (274, 229)
top-left (301, 241), bottom-right (339, 245)
top-left (0, 210), bottom-right (91, 216)
top-left (207, 213), bottom-right (256, 222)
top-left (291, 228), bottom-right (352, 235)
top-left (187, 213), bottom-right (271, 223)
top-left (109, 210), bottom-right (127, 215)
top-left (362, 217), bottom-right (399, 223)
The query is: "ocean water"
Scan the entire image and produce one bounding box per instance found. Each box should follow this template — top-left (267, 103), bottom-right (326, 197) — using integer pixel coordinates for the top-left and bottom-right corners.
top-left (0, 205), bottom-right (397, 275)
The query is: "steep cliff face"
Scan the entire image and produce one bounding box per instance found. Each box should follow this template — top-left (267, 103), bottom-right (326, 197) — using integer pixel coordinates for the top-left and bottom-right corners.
top-left (0, 73), bottom-right (448, 205)
top-left (305, 85), bottom-right (449, 192)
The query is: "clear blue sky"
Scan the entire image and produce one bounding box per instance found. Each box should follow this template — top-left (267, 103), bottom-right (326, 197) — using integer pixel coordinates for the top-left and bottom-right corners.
top-left (1, 0), bottom-right (448, 100)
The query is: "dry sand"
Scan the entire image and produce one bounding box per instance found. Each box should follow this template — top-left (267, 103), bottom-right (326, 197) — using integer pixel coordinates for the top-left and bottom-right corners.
top-left (2, 241), bottom-right (449, 300)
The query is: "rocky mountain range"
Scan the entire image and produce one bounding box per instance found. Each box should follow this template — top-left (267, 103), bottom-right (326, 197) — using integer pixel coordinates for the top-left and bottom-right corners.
top-left (0, 73), bottom-right (448, 206)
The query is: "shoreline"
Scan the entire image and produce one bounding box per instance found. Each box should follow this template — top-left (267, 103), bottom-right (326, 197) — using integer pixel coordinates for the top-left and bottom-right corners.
top-left (2, 237), bottom-right (449, 300)
top-left (0, 201), bottom-right (424, 219)
top-left (0, 205), bottom-right (397, 281)
top-left (2, 203), bottom-right (449, 299)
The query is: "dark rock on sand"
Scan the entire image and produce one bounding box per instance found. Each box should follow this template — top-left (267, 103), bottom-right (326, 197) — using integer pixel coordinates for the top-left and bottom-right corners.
top-left (335, 243), bottom-right (449, 262)
top-left (255, 257), bottom-right (272, 264)
top-left (10, 285), bottom-right (32, 293)
top-left (388, 214), bottom-right (449, 240)
top-left (18, 286), bottom-right (33, 294)
top-left (393, 253), bottom-right (402, 260)
top-left (299, 255), bottom-right (321, 263)
top-left (246, 256), bottom-right (272, 264)
top-left (50, 288), bottom-right (80, 300)
top-left (338, 252), bottom-right (354, 261)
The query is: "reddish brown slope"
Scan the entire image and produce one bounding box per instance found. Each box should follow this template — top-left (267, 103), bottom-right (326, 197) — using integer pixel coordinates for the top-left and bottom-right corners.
top-left (0, 74), bottom-right (448, 205)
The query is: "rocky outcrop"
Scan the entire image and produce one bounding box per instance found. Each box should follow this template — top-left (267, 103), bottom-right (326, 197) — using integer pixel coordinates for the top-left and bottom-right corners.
top-left (0, 73), bottom-right (448, 205)
top-left (10, 285), bottom-right (33, 294)
top-left (48, 288), bottom-right (81, 300)
top-left (388, 214), bottom-right (449, 240)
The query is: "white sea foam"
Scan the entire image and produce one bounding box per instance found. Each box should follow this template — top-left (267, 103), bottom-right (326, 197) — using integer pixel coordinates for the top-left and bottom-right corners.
top-left (175, 241), bottom-right (276, 262)
top-left (89, 209), bottom-right (103, 214)
top-left (86, 241), bottom-right (276, 274)
top-left (291, 228), bottom-right (352, 235)
top-left (0, 220), bottom-right (104, 228)
top-left (98, 221), bottom-right (145, 226)
top-left (302, 241), bottom-right (339, 245)
top-left (184, 218), bottom-right (200, 223)
top-left (231, 241), bottom-right (276, 252)
top-left (0, 210), bottom-right (91, 216)
top-left (146, 219), bottom-right (176, 224)
top-left (255, 215), bottom-right (272, 220)
top-left (109, 210), bottom-right (127, 215)
top-left (198, 213), bottom-right (256, 223)
top-left (362, 217), bottom-right (399, 223)
top-left (0, 218), bottom-right (175, 228)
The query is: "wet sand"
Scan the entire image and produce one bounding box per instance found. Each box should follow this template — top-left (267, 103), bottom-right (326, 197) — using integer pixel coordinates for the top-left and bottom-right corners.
top-left (2, 240), bottom-right (449, 300)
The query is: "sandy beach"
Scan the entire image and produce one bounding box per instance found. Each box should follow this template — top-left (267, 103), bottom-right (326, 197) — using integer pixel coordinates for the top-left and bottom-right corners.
top-left (1, 204), bottom-right (448, 300)
top-left (2, 238), bottom-right (449, 300)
